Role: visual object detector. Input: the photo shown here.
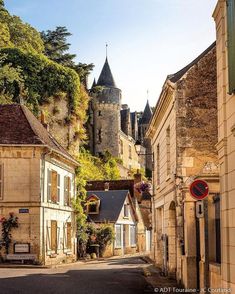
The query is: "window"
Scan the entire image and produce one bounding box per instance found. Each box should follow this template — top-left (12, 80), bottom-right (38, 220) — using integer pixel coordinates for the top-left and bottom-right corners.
top-left (64, 176), bottom-right (71, 206)
top-left (120, 140), bottom-right (124, 155)
top-left (166, 127), bottom-right (170, 175)
top-left (115, 224), bottom-right (122, 248)
top-left (64, 222), bottom-right (72, 250)
top-left (227, 0), bottom-right (235, 94)
top-left (98, 110), bottom-right (102, 116)
top-left (87, 195), bottom-right (100, 214)
top-left (47, 169), bottom-right (60, 203)
top-left (157, 144), bottom-right (160, 185)
top-left (51, 220), bottom-right (58, 253)
top-left (129, 145), bottom-right (132, 159)
top-left (130, 225), bottom-right (136, 246)
top-left (124, 204), bottom-right (129, 218)
top-left (97, 129), bottom-right (102, 143)
top-left (0, 164), bottom-right (3, 200)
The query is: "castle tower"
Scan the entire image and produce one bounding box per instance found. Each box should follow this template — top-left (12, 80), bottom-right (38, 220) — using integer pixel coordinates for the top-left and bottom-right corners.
top-left (138, 100), bottom-right (153, 176)
top-left (89, 57), bottom-right (121, 157)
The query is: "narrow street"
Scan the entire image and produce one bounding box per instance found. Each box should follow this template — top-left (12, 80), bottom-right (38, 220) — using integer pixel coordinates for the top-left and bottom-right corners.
top-left (0, 257), bottom-right (151, 294)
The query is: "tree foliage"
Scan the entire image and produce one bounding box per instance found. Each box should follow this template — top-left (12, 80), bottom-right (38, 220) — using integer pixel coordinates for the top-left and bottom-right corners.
top-left (41, 26), bottom-right (76, 67)
top-left (0, 53), bottom-right (25, 104)
top-left (0, 48), bottom-right (89, 121)
top-left (41, 26), bottom-right (94, 84)
top-left (0, 1), bottom-right (44, 53)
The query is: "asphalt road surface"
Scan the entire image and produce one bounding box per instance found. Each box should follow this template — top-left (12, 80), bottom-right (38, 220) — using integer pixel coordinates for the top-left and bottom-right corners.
top-left (0, 256), bottom-right (151, 294)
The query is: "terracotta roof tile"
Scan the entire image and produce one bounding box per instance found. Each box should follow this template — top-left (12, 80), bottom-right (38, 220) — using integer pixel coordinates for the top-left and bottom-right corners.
top-left (0, 104), bottom-right (77, 164)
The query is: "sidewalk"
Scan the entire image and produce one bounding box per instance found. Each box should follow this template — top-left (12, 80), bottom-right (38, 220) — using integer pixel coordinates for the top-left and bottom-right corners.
top-left (141, 257), bottom-right (181, 293)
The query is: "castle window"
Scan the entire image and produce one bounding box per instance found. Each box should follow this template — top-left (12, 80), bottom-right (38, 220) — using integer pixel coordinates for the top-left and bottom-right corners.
top-left (0, 164), bottom-right (3, 200)
top-left (98, 110), bottom-right (102, 116)
top-left (120, 140), bottom-right (124, 154)
top-left (97, 129), bottom-right (102, 143)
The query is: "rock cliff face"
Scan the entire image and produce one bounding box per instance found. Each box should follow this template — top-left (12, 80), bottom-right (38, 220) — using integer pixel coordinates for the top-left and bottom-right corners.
top-left (41, 88), bottom-right (89, 155)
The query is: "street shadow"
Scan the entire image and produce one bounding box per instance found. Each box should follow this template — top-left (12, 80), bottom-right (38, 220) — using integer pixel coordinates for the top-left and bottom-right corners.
top-left (0, 266), bottom-right (152, 294)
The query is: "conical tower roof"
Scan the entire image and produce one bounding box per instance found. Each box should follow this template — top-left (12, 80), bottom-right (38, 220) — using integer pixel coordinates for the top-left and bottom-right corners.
top-left (97, 58), bottom-right (116, 87)
top-left (141, 100), bottom-right (152, 124)
top-left (91, 78), bottom-right (96, 88)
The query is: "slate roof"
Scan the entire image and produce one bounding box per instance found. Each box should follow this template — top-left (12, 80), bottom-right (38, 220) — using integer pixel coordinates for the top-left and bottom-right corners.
top-left (0, 104), bottom-right (77, 164)
top-left (87, 190), bottom-right (131, 223)
top-left (140, 100), bottom-right (153, 124)
top-left (96, 58), bottom-right (116, 87)
top-left (168, 41), bottom-right (216, 83)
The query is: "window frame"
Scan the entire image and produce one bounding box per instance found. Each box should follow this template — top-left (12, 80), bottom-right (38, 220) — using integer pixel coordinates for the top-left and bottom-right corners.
top-left (115, 224), bottom-right (122, 248)
top-left (130, 225), bottom-right (136, 247)
top-left (0, 163), bottom-right (3, 200)
top-left (64, 176), bottom-right (71, 206)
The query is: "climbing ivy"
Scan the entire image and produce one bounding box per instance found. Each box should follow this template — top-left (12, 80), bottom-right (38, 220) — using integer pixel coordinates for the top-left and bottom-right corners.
top-left (0, 48), bottom-right (88, 121)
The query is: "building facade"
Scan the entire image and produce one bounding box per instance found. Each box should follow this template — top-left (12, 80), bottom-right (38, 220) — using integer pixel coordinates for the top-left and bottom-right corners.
top-left (147, 43), bottom-right (220, 290)
top-left (213, 1), bottom-right (235, 291)
top-left (0, 104), bottom-right (77, 265)
top-left (86, 190), bottom-right (138, 257)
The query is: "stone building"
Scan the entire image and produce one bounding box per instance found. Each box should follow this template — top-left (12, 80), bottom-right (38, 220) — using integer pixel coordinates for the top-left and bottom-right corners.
top-left (0, 104), bottom-right (78, 265)
top-left (86, 190), bottom-right (138, 257)
top-left (213, 1), bottom-right (235, 291)
top-left (87, 57), bottom-right (153, 176)
top-left (86, 174), bottom-right (152, 254)
top-left (146, 43), bottom-right (220, 290)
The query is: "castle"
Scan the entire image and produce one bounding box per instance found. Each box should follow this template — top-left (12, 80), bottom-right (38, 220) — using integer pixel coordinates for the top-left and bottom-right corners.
top-left (87, 56), bottom-right (153, 177)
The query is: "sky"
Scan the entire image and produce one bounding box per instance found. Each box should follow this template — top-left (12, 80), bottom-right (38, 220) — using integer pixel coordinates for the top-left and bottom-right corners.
top-left (5, 0), bottom-right (217, 111)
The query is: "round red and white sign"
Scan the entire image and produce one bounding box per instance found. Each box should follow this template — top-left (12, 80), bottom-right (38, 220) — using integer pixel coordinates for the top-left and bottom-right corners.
top-left (190, 180), bottom-right (209, 200)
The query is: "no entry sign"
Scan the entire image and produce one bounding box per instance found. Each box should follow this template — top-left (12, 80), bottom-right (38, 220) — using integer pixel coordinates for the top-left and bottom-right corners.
top-left (190, 180), bottom-right (209, 200)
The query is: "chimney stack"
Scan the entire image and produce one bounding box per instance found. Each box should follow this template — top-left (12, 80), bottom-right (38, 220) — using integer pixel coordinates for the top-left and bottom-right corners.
top-left (104, 182), bottom-right (109, 191)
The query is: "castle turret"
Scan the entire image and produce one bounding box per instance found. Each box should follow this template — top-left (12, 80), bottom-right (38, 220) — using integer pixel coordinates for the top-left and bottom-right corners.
top-left (89, 57), bottom-right (121, 157)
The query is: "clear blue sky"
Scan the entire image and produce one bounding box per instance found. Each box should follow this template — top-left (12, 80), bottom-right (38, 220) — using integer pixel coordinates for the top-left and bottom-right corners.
top-left (5, 0), bottom-right (217, 111)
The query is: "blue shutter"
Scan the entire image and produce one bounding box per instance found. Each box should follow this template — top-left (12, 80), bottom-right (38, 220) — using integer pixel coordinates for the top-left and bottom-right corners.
top-left (227, 0), bottom-right (235, 94)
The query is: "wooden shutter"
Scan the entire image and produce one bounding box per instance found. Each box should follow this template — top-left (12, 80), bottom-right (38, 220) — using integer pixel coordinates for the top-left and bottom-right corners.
top-left (67, 222), bottom-right (72, 249)
top-left (51, 171), bottom-right (58, 203)
top-left (47, 169), bottom-right (52, 202)
top-left (0, 164), bottom-right (3, 200)
top-left (57, 174), bottom-right (60, 203)
top-left (51, 220), bottom-right (57, 253)
top-left (64, 176), bottom-right (68, 205)
top-left (68, 177), bottom-right (71, 206)
top-left (227, 0), bottom-right (235, 94)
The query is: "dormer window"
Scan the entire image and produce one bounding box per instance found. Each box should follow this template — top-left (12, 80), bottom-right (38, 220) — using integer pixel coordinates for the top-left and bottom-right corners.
top-left (87, 195), bottom-right (100, 214)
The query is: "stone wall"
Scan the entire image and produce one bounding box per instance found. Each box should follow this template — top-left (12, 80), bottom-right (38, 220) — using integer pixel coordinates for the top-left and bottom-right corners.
top-left (213, 1), bottom-right (235, 291)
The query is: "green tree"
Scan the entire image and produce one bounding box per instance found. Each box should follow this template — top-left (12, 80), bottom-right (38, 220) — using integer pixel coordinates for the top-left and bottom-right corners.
top-left (41, 26), bottom-right (94, 84)
top-left (41, 26), bottom-right (76, 66)
top-left (0, 54), bottom-right (25, 104)
top-left (0, 1), bottom-right (44, 53)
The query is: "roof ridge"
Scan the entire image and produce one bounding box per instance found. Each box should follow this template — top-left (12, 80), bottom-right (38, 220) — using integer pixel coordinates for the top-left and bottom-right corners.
top-left (20, 105), bottom-right (45, 145)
